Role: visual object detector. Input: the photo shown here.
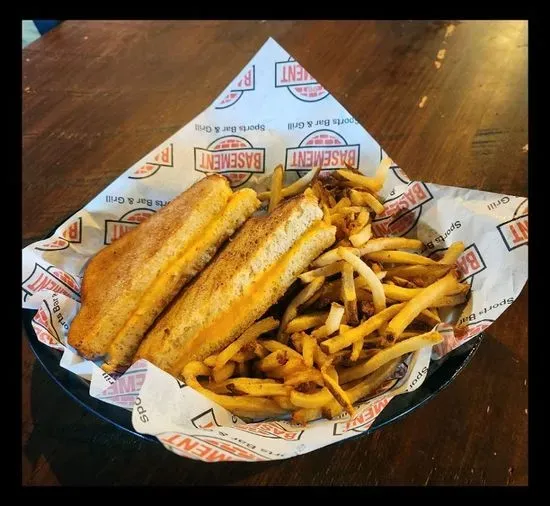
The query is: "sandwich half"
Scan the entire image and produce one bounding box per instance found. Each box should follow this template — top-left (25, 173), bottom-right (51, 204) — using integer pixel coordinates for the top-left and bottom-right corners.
top-left (68, 175), bottom-right (260, 373)
top-left (136, 192), bottom-right (337, 377)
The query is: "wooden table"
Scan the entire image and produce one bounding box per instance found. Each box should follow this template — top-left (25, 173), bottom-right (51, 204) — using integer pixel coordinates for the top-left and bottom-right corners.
top-left (22, 20), bottom-right (528, 486)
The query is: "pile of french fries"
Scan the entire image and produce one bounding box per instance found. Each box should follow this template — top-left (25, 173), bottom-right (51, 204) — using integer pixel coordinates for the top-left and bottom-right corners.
top-left (183, 161), bottom-right (469, 425)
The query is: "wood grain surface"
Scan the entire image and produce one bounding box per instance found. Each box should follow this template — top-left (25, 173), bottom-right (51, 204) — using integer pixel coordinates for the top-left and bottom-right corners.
top-left (22, 20), bottom-right (528, 486)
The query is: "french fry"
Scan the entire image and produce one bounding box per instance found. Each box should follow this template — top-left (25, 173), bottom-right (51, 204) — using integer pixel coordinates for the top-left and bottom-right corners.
top-left (284, 369), bottom-right (325, 387)
top-left (390, 276), bottom-right (418, 289)
top-left (183, 362), bottom-right (287, 419)
top-left (384, 271), bottom-right (459, 341)
top-left (203, 354), bottom-right (218, 368)
top-left (322, 203), bottom-right (332, 225)
top-left (286, 311), bottom-right (330, 334)
top-left (350, 337), bottom-right (363, 361)
top-left (339, 331), bottom-right (443, 384)
top-left (262, 340), bottom-right (304, 361)
top-left (312, 303), bottom-right (345, 340)
top-left (331, 197), bottom-right (352, 212)
top-left (385, 264), bottom-right (452, 281)
top-left (365, 250), bottom-right (437, 266)
top-left (259, 350), bottom-right (288, 371)
top-left (341, 263), bottom-right (359, 325)
top-left (258, 166), bottom-right (322, 202)
top-left (321, 371), bottom-right (355, 416)
top-left (417, 307), bottom-right (441, 326)
top-left (349, 224), bottom-right (373, 248)
top-left (214, 317), bottom-right (279, 370)
top-left (336, 169), bottom-right (381, 192)
top-left (292, 408), bottom-right (322, 425)
top-left (299, 261), bottom-right (345, 283)
top-left (360, 237), bottom-right (424, 255)
top-left (268, 164), bottom-right (284, 213)
top-left (273, 395), bottom-right (299, 411)
top-left (374, 157), bottom-right (392, 189)
top-left (348, 210), bottom-right (370, 236)
top-left (312, 246), bottom-right (360, 267)
top-left (278, 276), bottom-right (325, 341)
top-left (336, 206), bottom-right (364, 215)
top-left (324, 359), bottom-right (400, 419)
top-left (320, 302), bottom-right (406, 354)
top-left (253, 342), bottom-right (269, 359)
top-left (290, 387), bottom-right (334, 409)
top-left (313, 341), bottom-right (332, 368)
top-left (212, 362), bottom-right (236, 384)
top-left (338, 247), bottom-right (386, 313)
top-left (430, 292), bottom-right (468, 307)
top-left (439, 241), bottom-right (465, 265)
top-left (267, 358), bottom-right (307, 378)
top-left (301, 333), bottom-right (316, 368)
top-left (349, 189), bottom-right (385, 215)
top-left (226, 379), bottom-right (291, 397)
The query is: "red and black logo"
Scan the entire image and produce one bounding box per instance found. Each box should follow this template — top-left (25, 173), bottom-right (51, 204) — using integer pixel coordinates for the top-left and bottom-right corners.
top-left (372, 182), bottom-right (433, 237)
top-left (428, 243), bottom-right (486, 283)
top-left (22, 264), bottom-right (80, 302)
top-left (128, 144), bottom-right (174, 180)
top-left (285, 130), bottom-right (360, 175)
top-left (191, 408), bottom-right (222, 431)
top-left (158, 432), bottom-right (269, 462)
top-left (194, 135), bottom-right (266, 188)
top-left (32, 302), bottom-right (63, 349)
top-left (104, 208), bottom-right (155, 245)
top-left (497, 198), bottom-right (528, 251)
top-left (275, 58), bottom-right (330, 102)
top-left (215, 65), bottom-right (255, 109)
top-left (453, 319), bottom-right (493, 343)
top-left (35, 217), bottom-right (82, 251)
top-left (233, 421), bottom-right (304, 441)
top-left (332, 396), bottom-right (392, 436)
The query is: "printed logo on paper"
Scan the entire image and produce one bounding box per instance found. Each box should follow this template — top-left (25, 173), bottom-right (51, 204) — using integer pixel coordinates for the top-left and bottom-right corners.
top-left (32, 302), bottom-right (64, 350)
top-left (22, 263), bottom-right (81, 302)
top-left (194, 135), bottom-right (266, 188)
top-left (98, 367), bottom-right (148, 408)
top-left (371, 182), bottom-right (433, 237)
top-left (104, 208), bottom-right (155, 245)
top-left (215, 65), bottom-right (255, 109)
top-left (233, 421), bottom-right (304, 441)
top-left (332, 396), bottom-right (392, 436)
top-left (35, 217), bottom-right (83, 251)
top-left (35, 237), bottom-right (70, 252)
top-left (497, 199), bottom-right (528, 251)
top-left (191, 408), bottom-right (222, 430)
top-left (158, 432), bottom-right (270, 462)
top-left (285, 129), bottom-right (360, 175)
top-left (128, 144), bottom-right (174, 180)
top-left (275, 58), bottom-right (330, 102)
top-left (429, 243), bottom-right (486, 283)
top-left (453, 319), bottom-right (493, 343)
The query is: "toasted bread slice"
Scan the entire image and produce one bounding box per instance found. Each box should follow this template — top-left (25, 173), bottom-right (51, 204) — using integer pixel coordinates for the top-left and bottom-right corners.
top-left (68, 175), bottom-right (260, 372)
top-left (137, 193), bottom-right (337, 376)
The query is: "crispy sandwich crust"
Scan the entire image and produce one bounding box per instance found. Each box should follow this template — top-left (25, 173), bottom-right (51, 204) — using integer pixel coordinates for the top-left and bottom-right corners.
top-left (68, 175), bottom-right (260, 369)
top-left (137, 194), bottom-right (337, 376)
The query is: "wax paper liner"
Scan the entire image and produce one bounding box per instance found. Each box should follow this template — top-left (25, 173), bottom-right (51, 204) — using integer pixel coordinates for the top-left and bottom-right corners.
top-left (22, 38), bottom-right (528, 461)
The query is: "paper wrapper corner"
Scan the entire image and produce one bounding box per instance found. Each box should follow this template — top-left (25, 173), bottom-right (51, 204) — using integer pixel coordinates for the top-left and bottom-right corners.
top-left (22, 37), bottom-right (528, 462)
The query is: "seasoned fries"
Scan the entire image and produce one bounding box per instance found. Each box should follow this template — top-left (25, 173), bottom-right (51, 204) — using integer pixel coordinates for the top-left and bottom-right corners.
top-left (338, 248), bottom-right (386, 313)
top-left (185, 162), bottom-right (470, 425)
top-left (268, 164), bottom-right (284, 213)
top-left (365, 250), bottom-right (438, 266)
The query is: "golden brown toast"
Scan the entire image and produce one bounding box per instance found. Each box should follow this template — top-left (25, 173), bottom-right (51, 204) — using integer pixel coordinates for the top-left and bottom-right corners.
top-left (68, 175), bottom-right (260, 372)
top-left (136, 193), bottom-right (337, 377)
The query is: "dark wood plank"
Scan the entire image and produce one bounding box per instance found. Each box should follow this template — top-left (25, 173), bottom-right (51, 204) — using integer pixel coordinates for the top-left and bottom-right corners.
top-left (22, 20), bottom-right (528, 486)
